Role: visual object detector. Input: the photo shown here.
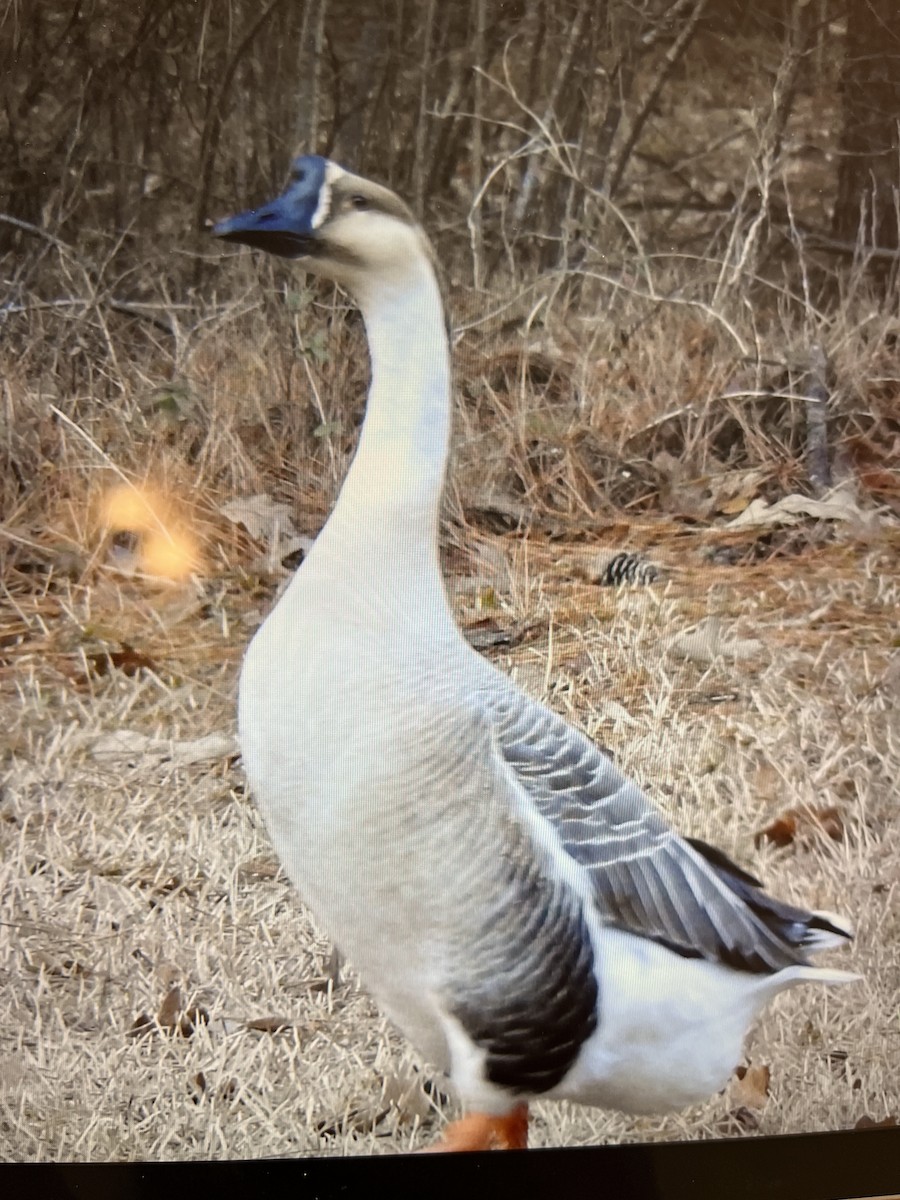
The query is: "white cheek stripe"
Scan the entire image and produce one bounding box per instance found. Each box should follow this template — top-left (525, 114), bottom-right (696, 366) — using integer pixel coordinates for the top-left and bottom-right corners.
top-left (312, 160), bottom-right (349, 230)
top-left (311, 179), bottom-right (332, 230)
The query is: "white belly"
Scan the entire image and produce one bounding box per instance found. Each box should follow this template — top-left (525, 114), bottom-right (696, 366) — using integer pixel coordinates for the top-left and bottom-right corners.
top-left (238, 595), bottom-right (466, 1071)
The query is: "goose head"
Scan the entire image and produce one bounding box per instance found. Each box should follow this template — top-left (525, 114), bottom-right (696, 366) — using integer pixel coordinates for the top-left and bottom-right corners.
top-left (212, 155), bottom-right (436, 298)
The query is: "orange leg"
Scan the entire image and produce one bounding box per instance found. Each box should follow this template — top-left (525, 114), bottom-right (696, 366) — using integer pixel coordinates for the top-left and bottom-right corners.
top-left (423, 1103), bottom-right (529, 1152)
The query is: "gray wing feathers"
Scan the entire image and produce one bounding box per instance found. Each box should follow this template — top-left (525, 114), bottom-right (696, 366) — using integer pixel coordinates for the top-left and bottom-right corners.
top-left (486, 682), bottom-right (829, 973)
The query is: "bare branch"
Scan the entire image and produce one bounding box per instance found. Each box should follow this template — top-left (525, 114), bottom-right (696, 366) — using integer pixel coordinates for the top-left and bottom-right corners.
top-left (0, 212), bottom-right (72, 254)
top-left (805, 343), bottom-right (832, 496)
top-left (511, 0), bottom-right (591, 225)
top-left (606, 0), bottom-right (710, 200)
top-left (469, 0), bottom-right (487, 288)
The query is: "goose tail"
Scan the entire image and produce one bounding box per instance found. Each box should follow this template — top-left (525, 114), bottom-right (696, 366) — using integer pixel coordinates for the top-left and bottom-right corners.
top-left (775, 965), bottom-right (861, 989)
top-left (801, 909), bottom-right (855, 953)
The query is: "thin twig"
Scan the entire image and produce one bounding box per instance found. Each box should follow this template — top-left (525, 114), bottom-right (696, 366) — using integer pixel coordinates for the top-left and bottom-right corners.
top-left (0, 213), bottom-right (73, 254)
top-left (567, 267), bottom-right (750, 356)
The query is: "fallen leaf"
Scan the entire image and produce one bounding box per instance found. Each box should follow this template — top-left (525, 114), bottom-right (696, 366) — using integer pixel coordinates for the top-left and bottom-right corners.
top-left (27, 949), bottom-right (91, 978)
top-left (668, 617), bottom-right (763, 665)
top-left (844, 432), bottom-right (900, 497)
top-left (245, 1016), bottom-right (296, 1034)
top-left (732, 1063), bottom-right (771, 1109)
top-left (854, 1113), bottom-right (898, 1130)
top-left (190, 1073), bottom-right (238, 1103)
top-left (315, 1100), bottom-right (391, 1139)
top-left (90, 731), bottom-right (155, 760)
top-left (180, 1006), bottom-right (209, 1037)
top-left (464, 621), bottom-right (513, 650)
top-left (220, 494), bottom-right (297, 541)
top-left (167, 733), bottom-right (238, 766)
top-left (278, 536), bottom-right (314, 570)
top-left (91, 730), bottom-right (238, 765)
top-left (750, 764), bottom-right (782, 803)
top-left (757, 813), bottom-right (800, 848)
top-left (127, 1012), bottom-right (154, 1038)
top-left (716, 1105), bottom-right (761, 1134)
top-left (466, 488), bottom-right (530, 529)
top-left (157, 985), bottom-right (182, 1030)
top-left (237, 855), bottom-right (281, 881)
top-left (726, 485), bottom-right (876, 529)
top-left (469, 539), bottom-right (512, 588)
top-left (597, 699), bottom-right (639, 729)
top-left (719, 495), bottom-right (751, 515)
top-left (87, 643), bottom-right (158, 679)
top-left (755, 805), bottom-right (844, 848)
top-left (710, 468), bottom-right (767, 512)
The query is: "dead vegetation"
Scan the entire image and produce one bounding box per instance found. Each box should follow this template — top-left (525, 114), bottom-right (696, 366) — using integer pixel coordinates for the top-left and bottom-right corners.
top-left (2, 0), bottom-right (899, 1164)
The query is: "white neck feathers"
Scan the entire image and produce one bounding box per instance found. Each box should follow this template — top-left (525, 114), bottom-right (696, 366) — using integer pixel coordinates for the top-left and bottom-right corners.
top-left (305, 255), bottom-right (452, 600)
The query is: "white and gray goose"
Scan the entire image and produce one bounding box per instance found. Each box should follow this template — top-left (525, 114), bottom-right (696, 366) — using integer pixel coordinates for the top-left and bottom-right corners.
top-left (213, 156), bottom-right (857, 1151)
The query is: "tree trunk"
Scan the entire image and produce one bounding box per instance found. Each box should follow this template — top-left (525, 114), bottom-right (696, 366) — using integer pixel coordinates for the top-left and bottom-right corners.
top-left (832, 0), bottom-right (900, 252)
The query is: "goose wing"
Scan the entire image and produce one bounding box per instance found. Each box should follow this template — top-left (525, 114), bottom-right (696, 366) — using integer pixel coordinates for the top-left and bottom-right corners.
top-left (485, 683), bottom-right (846, 973)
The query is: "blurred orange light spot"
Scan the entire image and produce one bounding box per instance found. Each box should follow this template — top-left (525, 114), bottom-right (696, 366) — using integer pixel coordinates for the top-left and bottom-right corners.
top-left (102, 486), bottom-right (160, 535)
top-left (101, 483), bottom-right (202, 581)
top-left (140, 529), bottom-right (201, 580)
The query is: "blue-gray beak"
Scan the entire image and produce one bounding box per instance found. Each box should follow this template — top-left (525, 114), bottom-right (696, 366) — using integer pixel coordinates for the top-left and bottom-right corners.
top-left (212, 154), bottom-right (329, 260)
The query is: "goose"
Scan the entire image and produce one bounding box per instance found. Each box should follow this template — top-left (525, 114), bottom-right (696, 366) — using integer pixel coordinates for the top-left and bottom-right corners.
top-left (212, 156), bottom-right (857, 1152)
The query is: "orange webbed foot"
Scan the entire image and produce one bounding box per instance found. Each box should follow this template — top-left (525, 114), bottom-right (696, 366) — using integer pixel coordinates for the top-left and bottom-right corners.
top-left (422, 1103), bottom-right (529, 1152)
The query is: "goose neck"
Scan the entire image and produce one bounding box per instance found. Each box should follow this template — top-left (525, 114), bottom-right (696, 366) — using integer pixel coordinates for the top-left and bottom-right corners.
top-left (326, 267), bottom-right (451, 563)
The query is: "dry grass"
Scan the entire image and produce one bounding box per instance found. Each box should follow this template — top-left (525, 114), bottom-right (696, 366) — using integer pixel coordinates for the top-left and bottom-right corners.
top-left (1, 505), bottom-right (898, 1159)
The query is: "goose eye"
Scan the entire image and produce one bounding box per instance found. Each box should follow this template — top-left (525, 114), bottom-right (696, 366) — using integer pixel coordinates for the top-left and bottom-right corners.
top-left (350, 194), bottom-right (370, 211)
